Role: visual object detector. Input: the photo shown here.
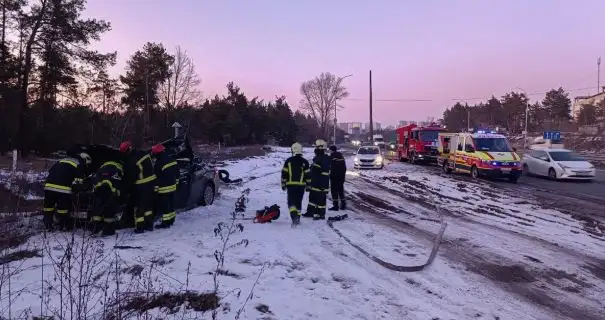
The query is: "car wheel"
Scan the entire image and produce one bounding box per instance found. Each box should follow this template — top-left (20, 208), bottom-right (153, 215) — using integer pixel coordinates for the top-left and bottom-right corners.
top-left (522, 164), bottom-right (530, 176)
top-left (201, 183), bottom-right (215, 206)
top-left (471, 166), bottom-right (479, 179)
top-left (508, 175), bottom-right (519, 183)
top-left (442, 161), bottom-right (452, 174)
top-left (548, 168), bottom-right (557, 180)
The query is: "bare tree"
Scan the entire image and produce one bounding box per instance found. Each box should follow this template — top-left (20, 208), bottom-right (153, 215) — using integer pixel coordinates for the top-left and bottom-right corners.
top-left (299, 72), bottom-right (349, 138)
top-left (159, 46), bottom-right (201, 109)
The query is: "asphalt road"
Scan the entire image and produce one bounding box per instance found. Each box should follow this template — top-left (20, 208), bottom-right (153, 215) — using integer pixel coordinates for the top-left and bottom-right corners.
top-left (342, 143), bottom-right (605, 205)
top-left (518, 169), bottom-right (605, 202)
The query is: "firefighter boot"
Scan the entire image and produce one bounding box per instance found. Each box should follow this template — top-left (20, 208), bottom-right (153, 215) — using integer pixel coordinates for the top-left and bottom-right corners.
top-left (328, 201), bottom-right (339, 211)
top-left (102, 222), bottom-right (116, 237)
top-left (340, 199), bottom-right (347, 210)
top-left (43, 212), bottom-right (54, 231)
top-left (90, 221), bottom-right (104, 235)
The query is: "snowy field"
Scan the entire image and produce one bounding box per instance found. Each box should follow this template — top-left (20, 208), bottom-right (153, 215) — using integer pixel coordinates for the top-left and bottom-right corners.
top-left (0, 147), bottom-right (604, 319)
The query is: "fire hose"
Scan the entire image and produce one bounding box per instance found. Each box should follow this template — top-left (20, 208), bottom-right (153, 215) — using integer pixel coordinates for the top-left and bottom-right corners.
top-left (326, 200), bottom-right (448, 272)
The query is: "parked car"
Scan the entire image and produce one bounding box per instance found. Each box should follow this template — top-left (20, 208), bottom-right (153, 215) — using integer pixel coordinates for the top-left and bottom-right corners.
top-left (67, 136), bottom-right (220, 220)
top-left (353, 146), bottom-right (384, 169)
top-left (521, 148), bottom-right (595, 181)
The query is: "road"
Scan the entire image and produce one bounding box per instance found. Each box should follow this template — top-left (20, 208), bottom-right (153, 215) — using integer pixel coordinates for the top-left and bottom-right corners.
top-left (518, 169), bottom-right (605, 202)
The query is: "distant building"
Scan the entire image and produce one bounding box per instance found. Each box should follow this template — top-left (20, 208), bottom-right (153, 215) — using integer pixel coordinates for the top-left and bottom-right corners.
top-left (338, 122), bottom-right (350, 133)
top-left (572, 87), bottom-right (605, 119)
top-left (363, 122), bottom-right (381, 131)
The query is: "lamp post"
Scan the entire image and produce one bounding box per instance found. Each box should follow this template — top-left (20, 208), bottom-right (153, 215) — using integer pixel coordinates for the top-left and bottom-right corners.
top-left (333, 74), bottom-right (353, 146)
top-left (514, 87), bottom-right (530, 152)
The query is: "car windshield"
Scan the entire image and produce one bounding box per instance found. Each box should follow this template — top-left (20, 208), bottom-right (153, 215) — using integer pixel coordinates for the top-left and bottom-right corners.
top-left (420, 130), bottom-right (439, 142)
top-left (358, 147), bottom-right (380, 155)
top-left (549, 151), bottom-right (585, 161)
top-left (474, 138), bottom-right (511, 152)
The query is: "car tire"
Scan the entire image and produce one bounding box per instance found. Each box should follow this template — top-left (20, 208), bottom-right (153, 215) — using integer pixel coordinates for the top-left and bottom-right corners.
top-left (548, 168), bottom-right (557, 180)
top-left (442, 161), bottom-right (452, 174)
top-left (508, 175), bottom-right (519, 183)
top-left (200, 182), bottom-right (215, 206)
top-left (471, 166), bottom-right (479, 179)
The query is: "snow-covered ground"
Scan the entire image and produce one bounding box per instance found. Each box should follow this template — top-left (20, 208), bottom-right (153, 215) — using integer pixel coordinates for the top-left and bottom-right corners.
top-left (1, 148), bottom-right (604, 319)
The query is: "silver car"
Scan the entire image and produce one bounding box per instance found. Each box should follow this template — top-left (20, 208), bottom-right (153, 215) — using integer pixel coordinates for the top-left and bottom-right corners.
top-left (353, 146), bottom-right (384, 169)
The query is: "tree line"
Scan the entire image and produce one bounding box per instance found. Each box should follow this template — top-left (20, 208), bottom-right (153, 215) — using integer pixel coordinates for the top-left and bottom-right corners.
top-left (0, 0), bottom-right (330, 156)
top-left (442, 87), bottom-right (605, 134)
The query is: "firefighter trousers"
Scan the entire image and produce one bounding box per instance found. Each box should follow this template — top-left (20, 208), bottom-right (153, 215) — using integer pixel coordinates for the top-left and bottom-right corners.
top-left (43, 190), bottom-right (72, 230)
top-left (134, 182), bottom-right (155, 232)
top-left (330, 179), bottom-right (346, 208)
top-left (91, 186), bottom-right (120, 235)
top-left (156, 192), bottom-right (176, 226)
top-left (305, 189), bottom-right (327, 218)
top-left (286, 186), bottom-right (305, 221)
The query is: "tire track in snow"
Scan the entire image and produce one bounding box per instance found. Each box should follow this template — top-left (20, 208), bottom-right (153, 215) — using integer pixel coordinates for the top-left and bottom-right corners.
top-left (345, 174), bottom-right (605, 320)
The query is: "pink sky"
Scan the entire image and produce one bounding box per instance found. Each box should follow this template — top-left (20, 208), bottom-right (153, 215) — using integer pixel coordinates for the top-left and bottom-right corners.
top-left (85, 0), bottom-right (605, 125)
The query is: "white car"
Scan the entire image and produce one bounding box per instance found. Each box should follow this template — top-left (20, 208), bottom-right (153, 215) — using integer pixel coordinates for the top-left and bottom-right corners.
top-left (521, 149), bottom-right (596, 181)
top-left (354, 146), bottom-right (384, 169)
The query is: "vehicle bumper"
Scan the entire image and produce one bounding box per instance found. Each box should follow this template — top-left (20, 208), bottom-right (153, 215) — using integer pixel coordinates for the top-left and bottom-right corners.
top-left (558, 170), bottom-right (595, 180)
top-left (478, 168), bottom-right (522, 178)
top-left (415, 154), bottom-right (438, 162)
top-left (354, 162), bottom-right (384, 169)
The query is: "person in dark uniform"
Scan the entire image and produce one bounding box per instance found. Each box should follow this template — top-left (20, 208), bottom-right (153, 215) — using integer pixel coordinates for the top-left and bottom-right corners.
top-left (119, 141), bottom-right (156, 234)
top-left (151, 143), bottom-right (178, 228)
top-left (302, 139), bottom-right (331, 220)
top-left (90, 160), bottom-right (123, 236)
top-left (328, 145), bottom-right (347, 211)
top-left (43, 152), bottom-right (91, 231)
top-left (281, 142), bottom-right (310, 226)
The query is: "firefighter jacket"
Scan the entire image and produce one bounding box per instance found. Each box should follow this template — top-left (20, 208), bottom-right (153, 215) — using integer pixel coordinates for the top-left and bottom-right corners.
top-left (281, 155), bottom-right (310, 189)
top-left (309, 153), bottom-right (331, 191)
top-left (330, 151), bottom-right (346, 182)
top-left (44, 157), bottom-right (86, 194)
top-left (123, 150), bottom-right (156, 188)
top-left (154, 152), bottom-right (178, 194)
top-left (93, 161), bottom-right (123, 196)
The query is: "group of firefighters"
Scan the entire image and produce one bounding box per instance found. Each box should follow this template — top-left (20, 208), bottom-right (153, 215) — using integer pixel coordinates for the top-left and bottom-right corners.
top-left (281, 139), bottom-right (347, 225)
top-left (42, 138), bottom-right (346, 234)
top-left (42, 141), bottom-right (179, 236)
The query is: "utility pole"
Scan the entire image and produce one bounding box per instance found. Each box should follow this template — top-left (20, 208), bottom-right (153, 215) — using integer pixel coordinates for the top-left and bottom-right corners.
top-left (598, 57), bottom-right (601, 94)
top-left (466, 108), bottom-right (470, 132)
top-left (369, 70), bottom-right (373, 143)
top-left (145, 72), bottom-right (150, 142)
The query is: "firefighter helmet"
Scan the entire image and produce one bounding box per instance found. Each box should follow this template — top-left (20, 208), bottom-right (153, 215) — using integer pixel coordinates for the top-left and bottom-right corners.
top-left (119, 141), bottom-right (133, 153)
top-left (151, 144), bottom-right (166, 154)
top-left (79, 153), bottom-right (92, 165)
top-left (290, 142), bottom-right (303, 155)
top-left (314, 139), bottom-right (327, 150)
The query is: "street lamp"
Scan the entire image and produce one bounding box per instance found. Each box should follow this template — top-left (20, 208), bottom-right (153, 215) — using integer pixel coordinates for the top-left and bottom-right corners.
top-left (333, 74), bottom-right (353, 146)
top-left (514, 87), bottom-right (530, 152)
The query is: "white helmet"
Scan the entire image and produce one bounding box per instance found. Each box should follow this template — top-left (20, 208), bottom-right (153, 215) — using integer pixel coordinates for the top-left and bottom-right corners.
top-left (79, 152), bottom-right (92, 165)
top-left (291, 142), bottom-right (303, 155)
top-left (314, 139), bottom-right (327, 150)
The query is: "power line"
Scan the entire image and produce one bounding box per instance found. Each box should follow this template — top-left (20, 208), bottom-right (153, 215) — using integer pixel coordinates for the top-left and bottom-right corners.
top-left (339, 86), bottom-right (596, 103)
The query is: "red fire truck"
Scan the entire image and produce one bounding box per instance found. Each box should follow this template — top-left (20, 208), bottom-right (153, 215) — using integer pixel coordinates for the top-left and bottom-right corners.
top-left (395, 123), bottom-right (447, 164)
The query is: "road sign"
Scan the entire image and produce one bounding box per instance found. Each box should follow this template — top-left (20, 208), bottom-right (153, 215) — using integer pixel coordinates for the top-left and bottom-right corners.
top-left (543, 131), bottom-right (561, 140)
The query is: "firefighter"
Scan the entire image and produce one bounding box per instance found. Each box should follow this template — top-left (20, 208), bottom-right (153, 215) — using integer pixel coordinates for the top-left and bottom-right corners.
top-left (43, 152), bottom-right (91, 231)
top-left (328, 145), bottom-right (347, 211)
top-left (119, 141), bottom-right (156, 234)
top-left (151, 144), bottom-right (178, 228)
top-left (281, 142), bottom-right (310, 226)
top-left (302, 139), bottom-right (331, 220)
top-left (90, 160), bottom-right (123, 236)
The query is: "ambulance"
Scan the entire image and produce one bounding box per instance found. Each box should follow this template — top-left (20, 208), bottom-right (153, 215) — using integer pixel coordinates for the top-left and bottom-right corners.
top-left (437, 130), bottom-right (522, 182)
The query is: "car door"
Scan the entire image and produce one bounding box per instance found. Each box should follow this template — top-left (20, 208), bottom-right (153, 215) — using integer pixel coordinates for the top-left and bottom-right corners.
top-left (533, 150), bottom-right (550, 176)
